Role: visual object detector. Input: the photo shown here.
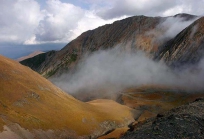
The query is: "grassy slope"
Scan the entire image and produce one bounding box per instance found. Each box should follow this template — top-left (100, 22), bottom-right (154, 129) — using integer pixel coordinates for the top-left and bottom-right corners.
top-left (0, 55), bottom-right (134, 137)
top-left (121, 85), bottom-right (204, 122)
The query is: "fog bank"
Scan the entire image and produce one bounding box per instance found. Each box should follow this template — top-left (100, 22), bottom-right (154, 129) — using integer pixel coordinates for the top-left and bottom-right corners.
top-left (52, 47), bottom-right (204, 100)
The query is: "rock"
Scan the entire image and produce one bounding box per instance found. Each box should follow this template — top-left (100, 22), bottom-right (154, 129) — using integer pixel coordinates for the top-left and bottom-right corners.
top-left (121, 98), bottom-right (204, 139)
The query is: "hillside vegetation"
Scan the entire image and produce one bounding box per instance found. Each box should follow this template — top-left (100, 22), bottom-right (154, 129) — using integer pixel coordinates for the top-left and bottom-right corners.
top-left (0, 55), bottom-right (135, 138)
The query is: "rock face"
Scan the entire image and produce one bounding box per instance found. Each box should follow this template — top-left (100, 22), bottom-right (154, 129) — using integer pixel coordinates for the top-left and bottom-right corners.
top-left (0, 55), bottom-right (135, 139)
top-left (20, 14), bottom-right (198, 78)
top-left (155, 17), bottom-right (204, 67)
top-left (121, 98), bottom-right (204, 139)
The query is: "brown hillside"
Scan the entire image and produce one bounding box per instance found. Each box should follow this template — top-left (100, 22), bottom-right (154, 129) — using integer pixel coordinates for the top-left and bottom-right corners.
top-left (0, 55), bottom-right (135, 138)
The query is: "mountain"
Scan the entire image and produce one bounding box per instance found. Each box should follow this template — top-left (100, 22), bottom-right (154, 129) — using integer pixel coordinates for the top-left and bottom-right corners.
top-left (20, 14), bottom-right (198, 78)
top-left (155, 17), bottom-right (204, 67)
top-left (20, 50), bottom-right (56, 73)
top-left (4, 13), bottom-right (204, 138)
top-left (21, 15), bottom-right (161, 78)
top-left (16, 51), bottom-right (44, 62)
top-left (0, 55), bottom-right (136, 138)
top-left (121, 98), bottom-right (204, 139)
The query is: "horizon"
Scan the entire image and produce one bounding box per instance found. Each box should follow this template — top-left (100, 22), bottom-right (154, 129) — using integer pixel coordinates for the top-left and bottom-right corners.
top-left (0, 0), bottom-right (203, 59)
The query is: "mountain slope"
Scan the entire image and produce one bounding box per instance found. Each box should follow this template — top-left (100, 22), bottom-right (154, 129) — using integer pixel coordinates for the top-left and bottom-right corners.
top-left (20, 50), bottom-right (56, 73)
top-left (155, 17), bottom-right (204, 67)
top-left (23, 15), bottom-right (162, 77)
top-left (16, 51), bottom-right (44, 62)
top-left (21, 14), bottom-right (197, 78)
top-left (0, 55), bottom-right (135, 138)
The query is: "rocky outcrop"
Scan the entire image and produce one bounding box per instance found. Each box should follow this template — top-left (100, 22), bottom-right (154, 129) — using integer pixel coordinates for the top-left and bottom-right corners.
top-left (121, 98), bottom-right (204, 139)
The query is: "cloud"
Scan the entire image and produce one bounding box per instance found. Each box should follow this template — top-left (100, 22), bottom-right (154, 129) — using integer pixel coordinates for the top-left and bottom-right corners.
top-left (52, 47), bottom-right (204, 100)
top-left (26, 0), bottom-right (124, 44)
top-left (0, 0), bottom-right (43, 43)
top-left (95, 0), bottom-right (176, 19)
top-left (0, 0), bottom-right (203, 46)
top-left (70, 11), bottom-right (127, 41)
top-left (0, 0), bottom-right (122, 45)
top-left (146, 15), bottom-right (198, 46)
top-left (94, 0), bottom-right (204, 19)
top-left (159, 16), bottom-right (197, 38)
top-left (34, 0), bottom-right (84, 43)
top-left (162, 0), bottom-right (204, 17)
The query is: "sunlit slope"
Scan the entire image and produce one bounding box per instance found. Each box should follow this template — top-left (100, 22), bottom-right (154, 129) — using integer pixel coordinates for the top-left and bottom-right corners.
top-left (0, 55), bottom-right (134, 138)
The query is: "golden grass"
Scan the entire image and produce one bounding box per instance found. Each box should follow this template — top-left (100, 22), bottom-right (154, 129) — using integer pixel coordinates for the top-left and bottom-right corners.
top-left (121, 86), bottom-right (204, 122)
top-left (0, 55), bottom-right (134, 137)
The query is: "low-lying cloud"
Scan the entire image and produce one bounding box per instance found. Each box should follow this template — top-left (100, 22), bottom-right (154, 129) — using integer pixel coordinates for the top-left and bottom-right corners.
top-left (146, 15), bottom-right (198, 46)
top-left (52, 47), bottom-right (204, 100)
top-left (158, 15), bottom-right (198, 39)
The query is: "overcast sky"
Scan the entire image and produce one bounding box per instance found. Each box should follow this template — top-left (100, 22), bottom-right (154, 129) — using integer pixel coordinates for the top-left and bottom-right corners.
top-left (0, 0), bottom-right (204, 58)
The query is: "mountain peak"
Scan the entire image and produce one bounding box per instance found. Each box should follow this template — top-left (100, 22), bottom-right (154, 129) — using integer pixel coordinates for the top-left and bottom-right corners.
top-left (174, 13), bottom-right (197, 19)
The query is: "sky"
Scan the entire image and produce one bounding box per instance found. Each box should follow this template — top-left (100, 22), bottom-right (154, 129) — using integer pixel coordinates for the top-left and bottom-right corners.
top-left (0, 0), bottom-right (204, 59)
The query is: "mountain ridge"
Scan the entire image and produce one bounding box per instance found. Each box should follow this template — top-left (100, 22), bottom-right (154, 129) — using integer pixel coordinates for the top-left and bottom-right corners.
top-left (16, 51), bottom-right (44, 62)
top-left (21, 13), bottom-right (198, 78)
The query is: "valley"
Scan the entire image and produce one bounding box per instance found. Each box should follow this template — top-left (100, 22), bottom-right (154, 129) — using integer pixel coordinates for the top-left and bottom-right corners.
top-left (1, 13), bottom-right (204, 138)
